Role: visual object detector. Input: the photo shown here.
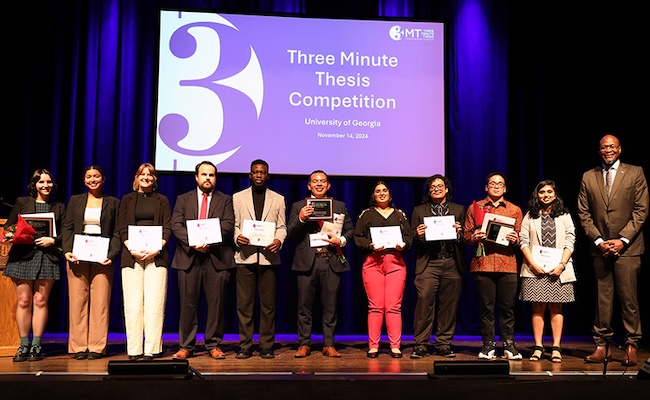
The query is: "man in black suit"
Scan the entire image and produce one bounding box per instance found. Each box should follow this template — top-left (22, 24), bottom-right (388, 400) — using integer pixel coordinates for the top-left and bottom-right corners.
top-left (171, 161), bottom-right (235, 360)
top-left (409, 174), bottom-right (466, 359)
top-left (287, 170), bottom-right (354, 358)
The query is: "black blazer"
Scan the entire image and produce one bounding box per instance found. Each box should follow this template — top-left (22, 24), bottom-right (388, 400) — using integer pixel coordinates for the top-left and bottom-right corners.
top-left (61, 193), bottom-right (121, 261)
top-left (171, 189), bottom-right (235, 271)
top-left (287, 198), bottom-right (354, 273)
top-left (410, 201), bottom-right (467, 275)
top-left (118, 191), bottom-right (172, 268)
top-left (4, 196), bottom-right (65, 263)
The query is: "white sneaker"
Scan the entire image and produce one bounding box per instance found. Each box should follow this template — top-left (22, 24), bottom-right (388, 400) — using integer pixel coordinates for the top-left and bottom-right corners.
top-left (503, 340), bottom-right (523, 360)
top-left (478, 341), bottom-right (496, 359)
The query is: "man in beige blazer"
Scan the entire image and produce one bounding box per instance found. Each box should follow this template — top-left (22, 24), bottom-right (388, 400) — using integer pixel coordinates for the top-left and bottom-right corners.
top-left (578, 134), bottom-right (648, 367)
top-left (233, 159), bottom-right (287, 359)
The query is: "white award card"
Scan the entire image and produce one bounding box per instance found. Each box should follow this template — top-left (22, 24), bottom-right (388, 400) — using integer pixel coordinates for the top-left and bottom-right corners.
top-left (186, 218), bottom-right (222, 246)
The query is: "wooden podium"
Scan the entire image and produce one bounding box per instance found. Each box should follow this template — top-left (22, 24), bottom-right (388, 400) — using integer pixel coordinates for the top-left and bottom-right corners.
top-left (0, 218), bottom-right (19, 356)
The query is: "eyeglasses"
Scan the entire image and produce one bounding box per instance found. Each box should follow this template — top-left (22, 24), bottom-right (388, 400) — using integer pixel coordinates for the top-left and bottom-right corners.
top-left (488, 182), bottom-right (505, 188)
top-left (599, 144), bottom-right (620, 151)
top-left (430, 184), bottom-right (445, 190)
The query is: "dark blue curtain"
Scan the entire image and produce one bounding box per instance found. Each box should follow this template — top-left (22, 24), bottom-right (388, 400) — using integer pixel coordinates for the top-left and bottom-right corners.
top-left (4, 0), bottom-right (649, 343)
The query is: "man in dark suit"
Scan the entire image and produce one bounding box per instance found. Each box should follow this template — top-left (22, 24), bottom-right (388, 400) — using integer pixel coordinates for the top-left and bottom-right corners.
top-left (171, 161), bottom-right (235, 360)
top-left (287, 170), bottom-right (354, 358)
top-left (578, 134), bottom-right (648, 367)
top-left (409, 174), bottom-right (466, 359)
top-left (233, 159), bottom-right (287, 359)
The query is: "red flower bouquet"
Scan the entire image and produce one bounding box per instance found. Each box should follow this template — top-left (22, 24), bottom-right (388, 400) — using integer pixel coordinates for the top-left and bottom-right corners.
top-left (1, 215), bottom-right (37, 244)
top-left (472, 201), bottom-right (486, 257)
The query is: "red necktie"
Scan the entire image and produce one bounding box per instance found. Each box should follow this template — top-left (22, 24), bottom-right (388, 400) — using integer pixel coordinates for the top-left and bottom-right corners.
top-left (200, 192), bottom-right (208, 219)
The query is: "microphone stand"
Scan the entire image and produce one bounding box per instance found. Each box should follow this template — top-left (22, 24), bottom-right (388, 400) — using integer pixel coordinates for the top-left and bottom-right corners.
top-left (602, 340), bottom-right (610, 377)
top-left (602, 337), bottom-right (624, 377)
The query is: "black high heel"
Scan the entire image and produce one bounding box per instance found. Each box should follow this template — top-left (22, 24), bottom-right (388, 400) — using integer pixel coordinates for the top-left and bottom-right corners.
top-left (551, 346), bottom-right (562, 363)
top-left (529, 345), bottom-right (544, 361)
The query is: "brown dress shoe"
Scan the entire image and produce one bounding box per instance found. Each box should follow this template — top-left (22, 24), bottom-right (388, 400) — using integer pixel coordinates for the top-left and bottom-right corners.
top-left (209, 348), bottom-right (226, 359)
top-left (322, 346), bottom-right (341, 358)
top-left (294, 345), bottom-right (311, 358)
top-left (584, 346), bottom-right (612, 363)
top-left (172, 349), bottom-right (193, 359)
top-left (621, 345), bottom-right (637, 366)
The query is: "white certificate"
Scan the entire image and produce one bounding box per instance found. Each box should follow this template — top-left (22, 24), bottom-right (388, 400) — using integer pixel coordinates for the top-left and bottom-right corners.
top-left (320, 220), bottom-right (342, 237)
top-left (186, 218), bottom-right (222, 246)
top-left (369, 225), bottom-right (402, 249)
top-left (242, 219), bottom-right (275, 247)
top-left (480, 212), bottom-right (516, 233)
top-left (128, 225), bottom-right (163, 251)
top-left (309, 233), bottom-right (330, 248)
top-left (423, 216), bottom-right (457, 241)
top-left (72, 234), bottom-right (109, 263)
top-left (531, 245), bottom-right (563, 273)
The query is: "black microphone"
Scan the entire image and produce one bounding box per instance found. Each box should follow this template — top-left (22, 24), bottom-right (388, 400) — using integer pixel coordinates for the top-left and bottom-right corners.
top-left (0, 197), bottom-right (14, 209)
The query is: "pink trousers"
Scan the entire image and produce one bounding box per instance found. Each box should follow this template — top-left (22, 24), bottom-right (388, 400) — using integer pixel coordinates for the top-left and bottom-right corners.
top-left (362, 251), bottom-right (407, 350)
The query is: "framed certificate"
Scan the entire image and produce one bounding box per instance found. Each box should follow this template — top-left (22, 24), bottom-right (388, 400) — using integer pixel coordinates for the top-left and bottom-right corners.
top-left (484, 220), bottom-right (514, 246)
top-left (306, 198), bottom-right (333, 220)
top-left (20, 212), bottom-right (57, 237)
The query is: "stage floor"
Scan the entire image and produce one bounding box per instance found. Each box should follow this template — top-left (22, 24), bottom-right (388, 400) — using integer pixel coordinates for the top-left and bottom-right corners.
top-left (1, 334), bottom-right (647, 379)
top-left (2, 335), bottom-right (649, 400)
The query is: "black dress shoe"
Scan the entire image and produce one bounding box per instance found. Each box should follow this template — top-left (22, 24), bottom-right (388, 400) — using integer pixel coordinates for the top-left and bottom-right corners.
top-left (87, 352), bottom-right (103, 360)
top-left (260, 348), bottom-right (275, 359)
top-left (13, 345), bottom-right (30, 362)
top-left (143, 355), bottom-right (155, 361)
top-left (437, 347), bottom-right (456, 358)
top-left (73, 351), bottom-right (88, 360)
top-left (391, 350), bottom-right (403, 358)
top-left (367, 350), bottom-right (379, 358)
top-left (129, 354), bottom-right (143, 361)
top-left (28, 344), bottom-right (44, 361)
top-left (235, 348), bottom-right (253, 359)
top-left (410, 348), bottom-right (427, 359)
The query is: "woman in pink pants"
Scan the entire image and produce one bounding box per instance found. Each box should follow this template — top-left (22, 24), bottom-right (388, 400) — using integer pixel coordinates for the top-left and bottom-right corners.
top-left (354, 181), bottom-right (411, 358)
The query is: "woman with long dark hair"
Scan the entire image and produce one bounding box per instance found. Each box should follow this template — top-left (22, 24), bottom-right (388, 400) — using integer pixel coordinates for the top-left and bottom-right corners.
top-left (3, 169), bottom-right (65, 362)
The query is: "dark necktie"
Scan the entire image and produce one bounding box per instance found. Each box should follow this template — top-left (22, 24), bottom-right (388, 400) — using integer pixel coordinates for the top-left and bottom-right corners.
top-left (605, 169), bottom-right (613, 198)
top-left (200, 192), bottom-right (208, 219)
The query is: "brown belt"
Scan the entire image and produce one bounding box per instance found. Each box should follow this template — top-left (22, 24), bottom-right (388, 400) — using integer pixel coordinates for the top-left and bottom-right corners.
top-left (315, 251), bottom-right (331, 258)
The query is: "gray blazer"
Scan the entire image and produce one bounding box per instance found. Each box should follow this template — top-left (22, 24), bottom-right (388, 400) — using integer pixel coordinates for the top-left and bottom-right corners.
top-left (519, 212), bottom-right (576, 283)
top-left (233, 187), bottom-right (287, 265)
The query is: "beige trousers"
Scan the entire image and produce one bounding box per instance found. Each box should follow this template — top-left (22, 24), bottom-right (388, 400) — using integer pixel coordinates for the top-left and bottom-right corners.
top-left (121, 261), bottom-right (168, 356)
top-left (67, 261), bottom-right (113, 354)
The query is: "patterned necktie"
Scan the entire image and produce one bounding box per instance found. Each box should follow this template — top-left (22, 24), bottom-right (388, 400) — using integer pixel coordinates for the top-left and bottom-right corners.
top-left (200, 192), bottom-right (208, 219)
top-left (605, 169), bottom-right (613, 198)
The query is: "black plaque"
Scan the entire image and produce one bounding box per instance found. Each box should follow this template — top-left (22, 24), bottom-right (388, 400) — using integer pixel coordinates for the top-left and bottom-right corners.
top-left (306, 198), bottom-right (333, 220)
top-left (23, 217), bottom-right (54, 239)
top-left (484, 220), bottom-right (514, 246)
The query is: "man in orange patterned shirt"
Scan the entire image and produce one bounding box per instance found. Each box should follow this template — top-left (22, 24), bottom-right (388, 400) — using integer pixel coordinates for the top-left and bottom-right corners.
top-left (463, 171), bottom-right (523, 360)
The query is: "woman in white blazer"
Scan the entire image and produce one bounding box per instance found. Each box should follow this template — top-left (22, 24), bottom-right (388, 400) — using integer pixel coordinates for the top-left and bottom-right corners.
top-left (519, 180), bottom-right (576, 363)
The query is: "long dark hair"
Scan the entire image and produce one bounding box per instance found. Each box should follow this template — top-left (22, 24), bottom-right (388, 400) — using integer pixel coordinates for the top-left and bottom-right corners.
top-left (527, 179), bottom-right (569, 219)
top-left (27, 168), bottom-right (58, 198)
top-left (368, 181), bottom-right (395, 208)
